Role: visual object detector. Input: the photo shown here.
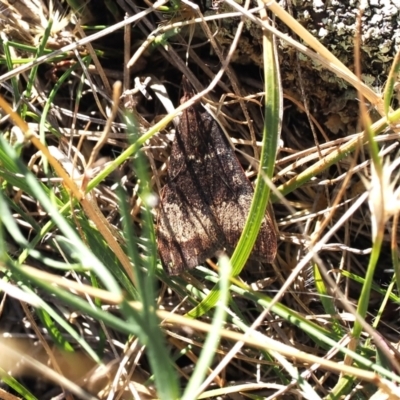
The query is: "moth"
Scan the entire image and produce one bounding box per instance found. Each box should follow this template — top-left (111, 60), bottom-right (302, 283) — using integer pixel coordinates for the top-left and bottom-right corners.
top-left (157, 79), bottom-right (277, 275)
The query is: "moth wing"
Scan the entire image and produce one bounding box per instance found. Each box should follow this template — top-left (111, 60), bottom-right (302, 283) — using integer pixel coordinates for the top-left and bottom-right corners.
top-left (205, 123), bottom-right (277, 263)
top-left (213, 177), bottom-right (277, 264)
top-left (157, 182), bottom-right (223, 275)
top-left (253, 212), bottom-right (277, 263)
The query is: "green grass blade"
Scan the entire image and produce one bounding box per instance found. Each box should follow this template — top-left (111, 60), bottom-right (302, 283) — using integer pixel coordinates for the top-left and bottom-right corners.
top-left (230, 29), bottom-right (280, 273)
top-left (39, 59), bottom-right (83, 145)
top-left (118, 111), bottom-right (180, 399)
top-left (0, 136), bottom-right (121, 295)
top-left (0, 369), bottom-right (38, 400)
top-left (1, 38), bottom-right (21, 105)
top-left (182, 254), bottom-right (231, 399)
top-left (21, 19), bottom-right (53, 121)
top-left (313, 262), bottom-right (344, 336)
top-left (0, 191), bottom-right (102, 362)
top-left (383, 50), bottom-right (400, 116)
top-left (35, 308), bottom-right (75, 352)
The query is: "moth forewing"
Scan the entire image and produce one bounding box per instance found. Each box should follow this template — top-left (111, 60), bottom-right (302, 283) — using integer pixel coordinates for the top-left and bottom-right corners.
top-left (157, 79), bottom-right (277, 275)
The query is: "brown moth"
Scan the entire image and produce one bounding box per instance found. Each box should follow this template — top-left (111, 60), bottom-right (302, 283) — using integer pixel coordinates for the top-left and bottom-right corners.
top-left (157, 79), bottom-right (277, 275)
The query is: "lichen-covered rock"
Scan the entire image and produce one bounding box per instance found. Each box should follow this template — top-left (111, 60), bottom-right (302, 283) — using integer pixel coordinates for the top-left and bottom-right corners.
top-left (205, 0), bottom-right (399, 135)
